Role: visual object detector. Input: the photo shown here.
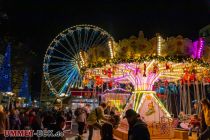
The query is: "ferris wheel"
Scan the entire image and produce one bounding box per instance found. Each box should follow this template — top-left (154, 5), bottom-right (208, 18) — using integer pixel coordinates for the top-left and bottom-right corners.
top-left (43, 24), bottom-right (114, 96)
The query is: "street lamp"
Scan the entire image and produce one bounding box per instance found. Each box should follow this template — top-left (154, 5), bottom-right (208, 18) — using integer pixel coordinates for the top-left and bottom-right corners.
top-left (6, 92), bottom-right (14, 96)
top-left (56, 92), bottom-right (70, 108)
top-left (60, 93), bottom-right (65, 97)
top-left (6, 92), bottom-right (15, 110)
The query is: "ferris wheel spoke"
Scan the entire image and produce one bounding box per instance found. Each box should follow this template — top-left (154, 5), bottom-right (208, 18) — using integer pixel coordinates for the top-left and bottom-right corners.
top-left (52, 72), bottom-right (77, 89)
top-left (89, 31), bottom-right (101, 47)
top-left (50, 74), bottom-right (66, 83)
top-left (65, 37), bottom-right (77, 56)
top-left (48, 65), bottom-right (74, 73)
top-left (83, 28), bottom-right (89, 50)
top-left (70, 33), bottom-right (79, 52)
top-left (48, 66), bottom-right (67, 73)
top-left (58, 68), bottom-right (78, 93)
top-left (50, 56), bottom-right (76, 64)
top-left (53, 48), bottom-right (73, 60)
top-left (86, 30), bottom-right (96, 49)
top-left (49, 62), bottom-right (71, 66)
top-left (57, 41), bottom-right (76, 59)
top-left (54, 76), bottom-right (69, 90)
top-left (54, 68), bottom-right (76, 90)
top-left (95, 36), bottom-right (109, 47)
top-left (72, 72), bottom-right (81, 85)
top-left (49, 68), bottom-right (73, 82)
top-left (77, 29), bottom-right (82, 50)
top-left (90, 32), bottom-right (105, 47)
top-left (50, 55), bottom-right (72, 62)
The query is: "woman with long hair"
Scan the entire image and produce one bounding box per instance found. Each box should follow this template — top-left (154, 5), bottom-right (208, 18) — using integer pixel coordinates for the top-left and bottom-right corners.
top-left (198, 99), bottom-right (210, 140)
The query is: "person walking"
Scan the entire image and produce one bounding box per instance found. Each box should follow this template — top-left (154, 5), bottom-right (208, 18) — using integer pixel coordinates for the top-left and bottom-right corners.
top-left (9, 109), bottom-right (21, 130)
top-left (87, 103), bottom-right (108, 140)
top-left (84, 104), bottom-right (91, 133)
top-left (198, 99), bottom-right (210, 140)
top-left (75, 107), bottom-right (87, 140)
top-left (50, 115), bottom-right (65, 140)
top-left (124, 109), bottom-right (150, 140)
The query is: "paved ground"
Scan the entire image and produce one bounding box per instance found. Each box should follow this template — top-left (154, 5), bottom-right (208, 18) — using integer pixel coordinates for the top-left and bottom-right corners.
top-left (64, 122), bottom-right (197, 140)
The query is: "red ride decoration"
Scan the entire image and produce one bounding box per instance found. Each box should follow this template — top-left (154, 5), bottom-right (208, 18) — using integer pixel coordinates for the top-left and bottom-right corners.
top-left (157, 93), bottom-right (167, 99)
top-left (204, 77), bottom-right (210, 83)
top-left (107, 68), bottom-right (112, 78)
top-left (102, 68), bottom-right (113, 78)
top-left (95, 76), bottom-right (103, 86)
top-left (153, 64), bottom-right (158, 73)
top-left (183, 67), bottom-right (190, 81)
top-left (164, 80), bottom-right (169, 86)
top-left (133, 67), bottom-right (140, 75)
top-left (108, 81), bottom-right (113, 88)
top-left (102, 69), bottom-right (107, 75)
top-left (143, 63), bottom-right (146, 77)
top-left (180, 79), bottom-right (184, 85)
top-left (189, 73), bottom-right (196, 81)
top-left (165, 63), bottom-right (170, 70)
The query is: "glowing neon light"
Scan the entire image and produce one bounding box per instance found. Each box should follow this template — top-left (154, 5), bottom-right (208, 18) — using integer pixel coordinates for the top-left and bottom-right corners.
top-left (103, 88), bottom-right (130, 93)
top-left (146, 60), bottom-right (155, 71)
top-left (197, 38), bottom-right (204, 59)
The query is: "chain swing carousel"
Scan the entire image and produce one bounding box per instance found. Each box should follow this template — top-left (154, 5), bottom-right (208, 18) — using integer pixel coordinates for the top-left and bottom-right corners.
top-left (81, 32), bottom-right (210, 138)
top-left (43, 25), bottom-right (210, 139)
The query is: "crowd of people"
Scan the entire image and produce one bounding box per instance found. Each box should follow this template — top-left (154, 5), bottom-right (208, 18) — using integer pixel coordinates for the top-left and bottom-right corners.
top-left (74, 103), bottom-right (120, 140)
top-left (0, 105), bottom-right (72, 140)
top-left (74, 102), bottom-right (150, 140)
top-left (0, 98), bottom-right (209, 140)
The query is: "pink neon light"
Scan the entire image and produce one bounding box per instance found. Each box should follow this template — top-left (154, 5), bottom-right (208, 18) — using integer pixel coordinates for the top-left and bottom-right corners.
top-left (122, 64), bottom-right (136, 71)
top-left (113, 75), bottom-right (128, 81)
top-left (103, 88), bottom-right (130, 93)
top-left (101, 64), bottom-right (161, 91)
top-left (192, 41), bottom-right (198, 58)
top-left (197, 38), bottom-right (204, 59)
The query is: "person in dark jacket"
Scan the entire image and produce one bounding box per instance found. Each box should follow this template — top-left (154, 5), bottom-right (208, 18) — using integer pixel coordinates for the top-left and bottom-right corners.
top-left (101, 123), bottom-right (116, 140)
top-left (49, 115), bottom-right (65, 140)
top-left (124, 109), bottom-right (150, 140)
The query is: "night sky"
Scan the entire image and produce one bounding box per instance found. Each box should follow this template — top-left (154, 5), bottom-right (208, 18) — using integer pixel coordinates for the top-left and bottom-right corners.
top-left (1, 0), bottom-right (210, 95)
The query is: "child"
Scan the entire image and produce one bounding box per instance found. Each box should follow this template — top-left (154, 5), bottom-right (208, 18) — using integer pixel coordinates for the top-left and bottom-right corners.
top-left (177, 111), bottom-right (187, 128)
top-left (178, 111), bottom-right (186, 122)
top-left (188, 114), bottom-right (200, 136)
